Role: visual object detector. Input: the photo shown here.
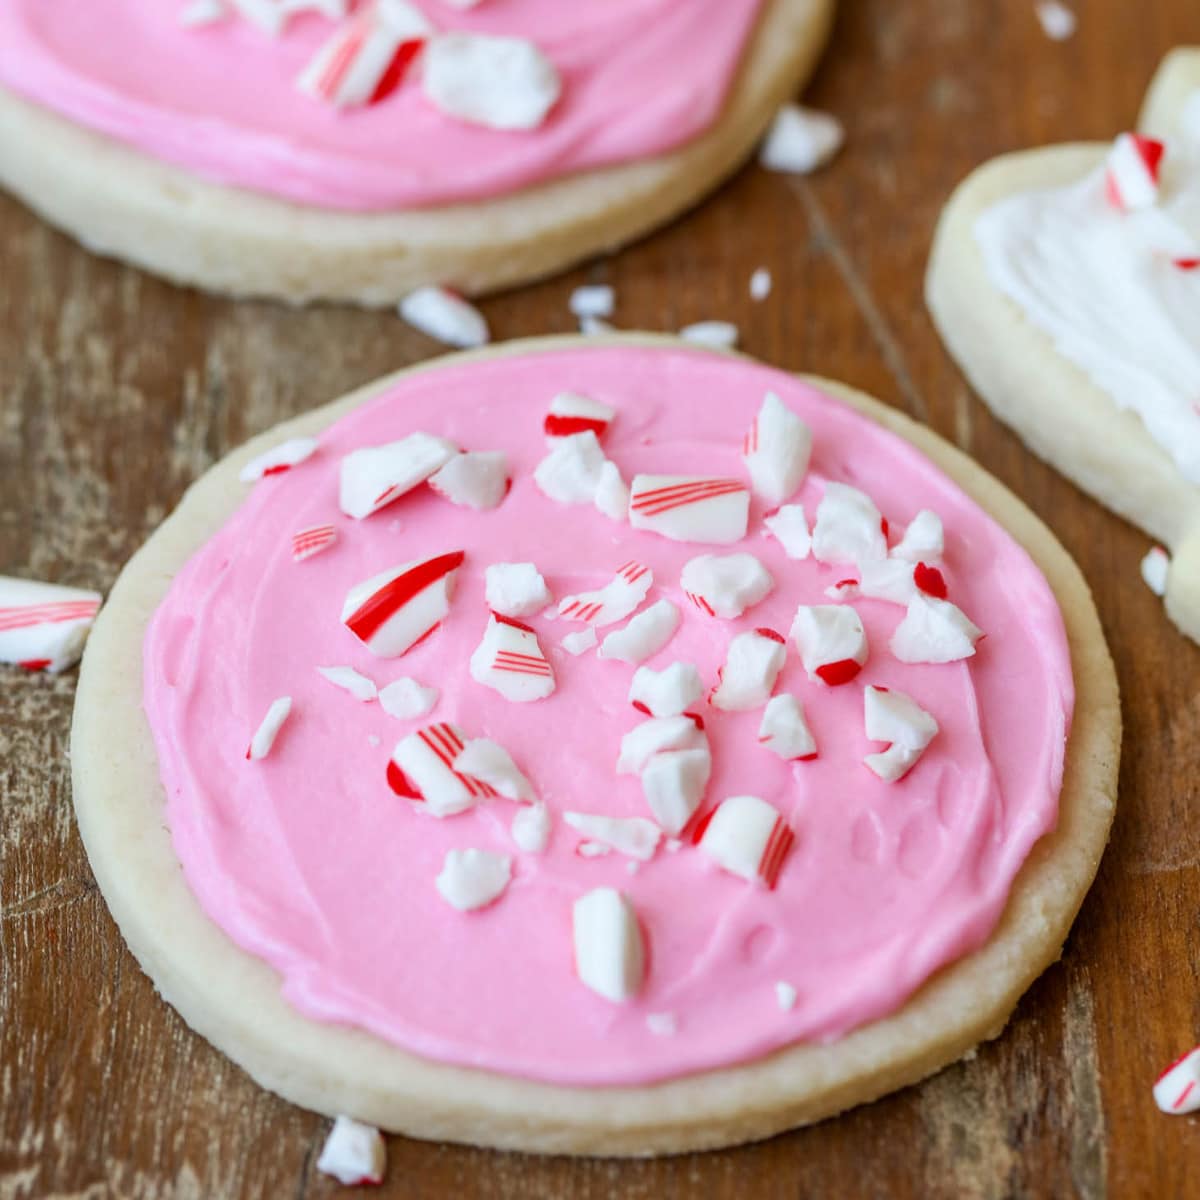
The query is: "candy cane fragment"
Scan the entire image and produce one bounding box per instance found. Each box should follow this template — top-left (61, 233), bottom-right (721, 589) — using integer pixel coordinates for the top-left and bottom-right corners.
top-left (1141, 546), bottom-right (1170, 596)
top-left (485, 562), bottom-right (552, 618)
top-left (0, 576), bottom-right (103, 673)
top-left (759, 104), bottom-right (844, 175)
top-left (388, 721), bottom-right (497, 816)
top-left (573, 888), bottom-right (645, 1002)
top-left (179, 0), bottom-right (227, 29)
top-left (469, 613), bottom-right (555, 702)
top-left (247, 696), bottom-right (292, 760)
top-left (544, 393), bottom-right (615, 441)
top-left (339, 432), bottom-right (457, 519)
top-left (378, 677), bottom-right (439, 720)
top-left (758, 694), bottom-right (817, 761)
top-left (710, 629), bottom-right (786, 712)
top-left (557, 561), bottom-right (652, 627)
top-left (316, 665), bottom-right (377, 702)
top-left (400, 286), bottom-right (490, 348)
top-left (1105, 133), bottom-right (1165, 213)
top-left (628, 661), bottom-right (704, 718)
top-left (891, 509), bottom-right (944, 563)
top-left (291, 524), bottom-right (337, 563)
top-left (679, 321), bottom-right (739, 350)
top-left (681, 552), bottom-right (774, 619)
top-left (863, 685), bottom-right (938, 782)
top-left (1153, 1047), bottom-right (1200, 1114)
top-left (617, 714), bottom-right (707, 775)
top-left (316, 1116), bottom-right (386, 1188)
top-left (436, 849), bottom-right (512, 912)
top-left (342, 551), bottom-right (464, 657)
top-left (890, 594), bottom-right (982, 664)
top-left (790, 604), bottom-right (868, 685)
top-left (598, 599), bottom-right (680, 664)
top-left (428, 451), bottom-right (510, 511)
top-left (811, 482), bottom-right (887, 565)
top-left (534, 431), bottom-right (609, 506)
top-left (568, 286), bottom-right (615, 320)
top-left (593, 460), bottom-right (631, 523)
top-left (239, 437), bottom-right (318, 483)
top-left (629, 475), bottom-right (750, 545)
top-left (453, 737), bottom-right (536, 801)
top-left (564, 813), bottom-right (661, 861)
top-left (511, 802), bottom-right (552, 854)
top-left (693, 795), bottom-right (794, 888)
top-left (641, 745), bottom-right (712, 835)
top-left (742, 392), bottom-right (811, 506)
top-left (764, 504), bottom-right (811, 559)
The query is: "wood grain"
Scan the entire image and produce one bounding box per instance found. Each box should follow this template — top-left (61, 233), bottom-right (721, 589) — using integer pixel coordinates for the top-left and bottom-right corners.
top-left (3, 2), bottom-right (1199, 1195)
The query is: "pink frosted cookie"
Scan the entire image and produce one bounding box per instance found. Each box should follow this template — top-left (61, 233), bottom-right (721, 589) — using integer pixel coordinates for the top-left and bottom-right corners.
top-left (71, 337), bottom-right (1119, 1154)
top-left (0, 0), bottom-right (833, 305)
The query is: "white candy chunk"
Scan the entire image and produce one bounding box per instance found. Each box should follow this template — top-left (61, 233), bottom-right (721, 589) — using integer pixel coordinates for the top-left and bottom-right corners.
top-left (399, 286), bottom-right (489, 348)
top-left (679, 320), bottom-right (739, 349)
top-left (544, 392), bottom-right (615, 440)
top-left (629, 474), bottom-right (750, 545)
top-left (454, 737), bottom-right (536, 802)
top-left (891, 509), bottom-right (945, 563)
top-left (790, 604), bottom-right (868, 685)
top-left (811, 482), bottom-right (888, 565)
top-left (646, 1012), bottom-right (677, 1036)
top-left (422, 33), bottom-right (561, 130)
top-left (0, 575), bottom-right (102, 673)
top-left (316, 1116), bottom-right (386, 1187)
top-left (180, 0), bottom-right (226, 29)
top-left (247, 696), bottom-right (292, 760)
top-left (598, 599), bottom-right (681, 665)
top-left (428, 451), bottom-right (509, 511)
top-left (316, 665), bottom-right (377, 702)
top-left (436, 848), bottom-right (512, 911)
top-left (695, 794), bottom-right (794, 888)
top-left (764, 504), bottom-right (811, 560)
top-left (617, 715), bottom-right (706, 775)
top-left (485, 562), bottom-right (552, 618)
top-left (775, 981), bottom-right (798, 1011)
top-left (856, 557), bottom-right (917, 606)
top-left (341, 551), bottom-right (463, 658)
top-left (389, 722), bottom-right (495, 816)
top-left (228, 0), bottom-right (286, 36)
top-left (890, 594), bottom-right (982, 664)
top-left (561, 628), bottom-right (598, 656)
top-left (511, 802), bottom-right (551, 854)
top-left (757, 694), bottom-right (817, 761)
top-left (1141, 546), bottom-right (1170, 597)
top-left (580, 315), bottom-right (616, 336)
top-left (1153, 1047), bottom-right (1200, 1114)
top-left (749, 267), bottom-right (772, 301)
top-left (759, 104), bottom-right (844, 174)
top-left (711, 630), bottom-right (787, 712)
top-left (641, 746), bottom-right (711, 835)
top-left (742, 392), bottom-right (812, 506)
top-left (564, 812), bottom-right (661, 861)
top-left (680, 552), bottom-right (774, 619)
top-left (568, 285), bottom-right (615, 320)
top-left (558, 561), bottom-right (653, 627)
top-left (593, 460), bottom-right (630, 523)
top-left (339, 433), bottom-right (457, 519)
top-left (1105, 132), bottom-right (1163, 213)
top-left (377, 0), bottom-right (430, 34)
top-left (1035, 1), bottom-right (1076, 39)
top-left (469, 613), bottom-right (555, 702)
top-left (238, 436), bottom-right (318, 483)
top-left (629, 661), bottom-right (704, 718)
top-left (863, 685), bottom-right (939, 782)
top-left (578, 841), bottom-right (611, 858)
top-left (573, 887), bottom-right (644, 1003)
top-left (296, 7), bottom-right (423, 109)
top-left (534, 431), bottom-right (608, 505)
top-left (378, 677), bottom-right (439, 720)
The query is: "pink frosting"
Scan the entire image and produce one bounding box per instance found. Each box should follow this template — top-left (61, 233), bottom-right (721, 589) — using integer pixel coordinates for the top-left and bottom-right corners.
top-left (143, 345), bottom-right (1073, 1087)
top-left (0, 1), bottom-right (763, 211)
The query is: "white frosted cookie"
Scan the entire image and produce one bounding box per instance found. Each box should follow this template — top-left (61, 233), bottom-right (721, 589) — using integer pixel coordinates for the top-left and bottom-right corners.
top-left (927, 48), bottom-right (1200, 645)
top-left (71, 336), bottom-right (1119, 1155)
top-left (0, 0), bottom-right (833, 306)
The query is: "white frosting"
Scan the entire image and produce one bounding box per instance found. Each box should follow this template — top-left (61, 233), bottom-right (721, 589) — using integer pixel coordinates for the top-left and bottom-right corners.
top-left (974, 96), bottom-right (1200, 483)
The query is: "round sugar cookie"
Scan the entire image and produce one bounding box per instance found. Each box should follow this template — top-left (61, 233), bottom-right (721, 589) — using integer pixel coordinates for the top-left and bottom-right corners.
top-left (72, 336), bottom-right (1119, 1155)
top-left (0, 0), bottom-right (833, 306)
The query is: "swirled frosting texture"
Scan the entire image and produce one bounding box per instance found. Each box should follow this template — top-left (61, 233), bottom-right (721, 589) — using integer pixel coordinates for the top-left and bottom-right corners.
top-left (143, 345), bottom-right (1073, 1086)
top-left (0, 0), bottom-right (763, 210)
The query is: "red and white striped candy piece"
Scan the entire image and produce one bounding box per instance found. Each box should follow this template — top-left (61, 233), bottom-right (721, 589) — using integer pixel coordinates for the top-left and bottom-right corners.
top-left (557, 561), bottom-right (653, 628)
top-left (341, 550), bottom-right (463, 658)
top-left (387, 721), bottom-right (497, 816)
top-left (1105, 132), bottom-right (1166, 213)
top-left (790, 604), bottom-right (868, 685)
top-left (428, 451), bottom-right (510, 511)
top-left (469, 613), bottom-right (555, 702)
top-left (485, 562), bottom-right (552, 619)
top-left (681, 552), bottom-right (774, 619)
top-left (0, 576), bottom-right (102, 673)
top-left (742, 391), bottom-right (812, 506)
top-left (534, 431), bottom-right (608, 506)
top-left (757, 694), bottom-right (817, 761)
top-left (617, 714), bottom-right (707, 775)
top-left (594, 460), bottom-right (630, 523)
top-left (863, 685), bottom-right (939, 782)
top-left (436, 848), bottom-right (512, 912)
top-left (544, 392), bottom-right (615, 441)
top-left (378, 676), bottom-right (438, 720)
top-left (629, 661), bottom-right (704, 718)
top-left (422, 32), bottom-right (561, 131)
top-left (573, 887), bottom-right (644, 1003)
top-left (710, 629), bottom-right (786, 712)
top-left (339, 432), bottom-right (457, 519)
top-left (641, 744), bottom-right (712, 835)
top-left (1153, 1047), bottom-right (1200, 1114)
top-left (239, 436), bottom-right (318, 483)
top-left (291, 523), bottom-right (337, 563)
top-left (693, 794), bottom-right (794, 888)
top-left (598, 599), bottom-right (680, 665)
top-left (891, 509), bottom-right (944, 563)
top-left (316, 664), bottom-right (377, 702)
top-left (247, 696), bottom-right (292, 760)
top-left (764, 504), bottom-right (811, 559)
top-left (564, 812), bottom-right (661, 862)
top-left (629, 475), bottom-right (750, 545)
top-left (1141, 545), bottom-right (1170, 596)
top-left (453, 736), bottom-right (536, 802)
top-left (811, 482), bottom-right (888, 565)
top-left (511, 801), bottom-right (551, 854)
top-left (890, 594), bottom-right (982, 664)
top-left (399, 286), bottom-right (490, 348)
top-left (316, 1116), bottom-right (385, 1188)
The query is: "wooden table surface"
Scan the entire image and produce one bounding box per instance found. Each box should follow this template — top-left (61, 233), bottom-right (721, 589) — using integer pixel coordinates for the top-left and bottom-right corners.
top-left (3, 2), bottom-right (1199, 1196)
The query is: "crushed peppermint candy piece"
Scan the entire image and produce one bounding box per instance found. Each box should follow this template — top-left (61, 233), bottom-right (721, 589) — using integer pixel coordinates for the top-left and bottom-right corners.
top-left (749, 267), bottom-right (772, 301)
top-left (316, 1115), bottom-right (386, 1188)
top-left (422, 33), bottom-right (561, 130)
top-left (291, 523), bottom-right (337, 563)
top-left (0, 576), bottom-right (102, 673)
top-left (812, 482), bottom-right (888, 565)
top-left (544, 392), bottom-right (615, 440)
top-left (791, 604), bottom-right (868, 685)
top-left (377, 676), bottom-right (439, 720)
top-left (400, 286), bottom-right (490, 348)
top-left (179, 0), bottom-right (227, 29)
top-left (598, 599), bottom-right (681, 664)
top-left (578, 841), bottom-right (612, 859)
top-left (428, 451), bottom-right (509, 511)
top-left (681, 552), bottom-right (774, 618)
top-left (454, 737), bottom-right (536, 802)
top-left (564, 812), bottom-right (661, 861)
top-left (593, 460), bottom-right (631, 522)
top-left (534, 431), bottom-right (608, 505)
top-left (693, 794), bottom-right (794, 888)
top-left (764, 504), bottom-right (811, 559)
top-left (891, 509), bottom-right (944, 563)
top-left (629, 474), bottom-right (750, 545)
top-left (573, 887), bottom-right (644, 1003)
top-left (1153, 1047), bottom-right (1200, 1114)
top-left (758, 694), bottom-right (817, 761)
top-left (617, 714), bottom-right (706, 775)
top-left (247, 696), bottom-right (292, 760)
top-left (342, 551), bottom-right (464, 657)
top-left (339, 432), bottom-right (457, 519)
top-left (469, 613), bottom-right (555, 702)
top-left (436, 848), bottom-right (512, 911)
top-left (579, 315), bottom-right (616, 336)
top-left (1105, 133), bottom-right (1165, 213)
top-left (568, 285), bottom-right (615, 320)
top-left (856, 557), bottom-right (919, 606)
top-left (486, 562), bottom-right (553, 618)
top-left (711, 629), bottom-right (786, 712)
top-left (679, 320), bottom-right (739, 350)
top-left (558, 561), bottom-right (652, 627)
top-left (511, 802), bottom-right (551, 854)
top-left (561, 627), bottom-right (598, 656)
top-left (742, 392), bottom-right (811, 506)
top-left (759, 104), bottom-right (844, 175)
top-left (890, 594), bottom-right (982, 664)
top-left (238, 436), bottom-right (318, 483)
top-left (863, 685), bottom-right (938, 782)
top-left (316, 664), bottom-right (378, 702)
top-left (1141, 546), bottom-right (1170, 596)
top-left (1034, 1), bottom-right (1076, 40)
top-left (388, 722), bottom-right (497, 816)
top-left (641, 745), bottom-right (711, 835)
top-left (775, 981), bottom-right (798, 1011)
top-left (629, 661), bottom-right (704, 718)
